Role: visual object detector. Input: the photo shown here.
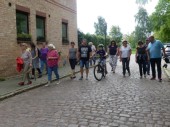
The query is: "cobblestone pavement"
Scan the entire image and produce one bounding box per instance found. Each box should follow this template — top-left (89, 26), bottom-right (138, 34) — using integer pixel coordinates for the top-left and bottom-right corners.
top-left (0, 56), bottom-right (170, 127)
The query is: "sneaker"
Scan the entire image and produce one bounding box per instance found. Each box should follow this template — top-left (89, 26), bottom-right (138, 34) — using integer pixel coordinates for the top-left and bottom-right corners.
top-left (113, 71), bottom-right (115, 73)
top-left (79, 76), bottom-right (83, 80)
top-left (27, 81), bottom-right (32, 85)
top-left (147, 73), bottom-right (150, 75)
top-left (86, 77), bottom-right (88, 80)
top-left (144, 75), bottom-right (146, 78)
top-left (111, 68), bottom-right (113, 71)
top-left (45, 81), bottom-right (51, 87)
top-left (56, 80), bottom-right (60, 84)
top-left (150, 77), bottom-right (156, 80)
top-left (158, 78), bottom-right (162, 82)
top-left (18, 82), bottom-right (24, 86)
top-left (38, 74), bottom-right (42, 78)
top-left (128, 72), bottom-right (131, 76)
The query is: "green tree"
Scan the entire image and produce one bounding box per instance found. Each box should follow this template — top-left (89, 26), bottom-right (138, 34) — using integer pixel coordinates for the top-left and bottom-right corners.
top-left (134, 7), bottom-right (151, 42)
top-left (150, 0), bottom-right (170, 42)
top-left (109, 25), bottom-right (123, 44)
top-left (94, 16), bottom-right (107, 36)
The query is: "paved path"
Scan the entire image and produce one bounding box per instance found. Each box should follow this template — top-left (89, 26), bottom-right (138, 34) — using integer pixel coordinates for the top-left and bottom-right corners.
top-left (0, 56), bottom-right (170, 127)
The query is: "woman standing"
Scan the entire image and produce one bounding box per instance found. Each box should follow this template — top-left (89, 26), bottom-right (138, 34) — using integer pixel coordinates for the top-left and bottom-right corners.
top-left (46, 44), bottom-right (60, 86)
top-left (30, 42), bottom-right (42, 79)
top-left (120, 40), bottom-right (131, 77)
top-left (18, 43), bottom-right (32, 86)
top-left (135, 41), bottom-right (148, 78)
top-left (68, 42), bottom-right (78, 79)
top-left (108, 40), bottom-right (119, 73)
top-left (40, 42), bottom-right (48, 74)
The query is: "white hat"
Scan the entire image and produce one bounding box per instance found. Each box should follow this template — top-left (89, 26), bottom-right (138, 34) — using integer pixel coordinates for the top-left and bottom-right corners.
top-left (48, 44), bottom-right (55, 49)
top-left (89, 42), bottom-right (93, 45)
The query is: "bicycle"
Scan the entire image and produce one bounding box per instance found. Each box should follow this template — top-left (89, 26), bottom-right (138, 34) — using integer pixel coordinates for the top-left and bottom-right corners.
top-left (93, 56), bottom-right (107, 81)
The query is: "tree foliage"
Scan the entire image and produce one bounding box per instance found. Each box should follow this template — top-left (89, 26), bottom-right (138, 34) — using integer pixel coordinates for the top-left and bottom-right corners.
top-left (134, 7), bottom-right (151, 42)
top-left (109, 25), bottom-right (123, 44)
top-left (150, 0), bottom-right (170, 42)
top-left (94, 16), bottom-right (107, 36)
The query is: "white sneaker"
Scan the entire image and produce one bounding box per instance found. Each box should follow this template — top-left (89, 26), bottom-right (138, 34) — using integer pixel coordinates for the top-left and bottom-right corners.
top-left (45, 81), bottom-right (51, 87)
top-left (56, 80), bottom-right (60, 84)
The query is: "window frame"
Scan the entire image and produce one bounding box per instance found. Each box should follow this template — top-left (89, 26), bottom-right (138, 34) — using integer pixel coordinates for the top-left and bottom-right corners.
top-left (16, 10), bottom-right (29, 34)
top-left (62, 22), bottom-right (69, 45)
top-left (36, 16), bottom-right (46, 42)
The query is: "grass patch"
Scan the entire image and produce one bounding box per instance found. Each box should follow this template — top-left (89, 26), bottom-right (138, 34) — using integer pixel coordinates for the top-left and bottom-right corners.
top-left (0, 78), bottom-right (5, 81)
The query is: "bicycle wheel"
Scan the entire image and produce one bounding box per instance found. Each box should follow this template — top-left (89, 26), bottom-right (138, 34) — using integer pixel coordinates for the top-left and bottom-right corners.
top-left (94, 64), bottom-right (103, 81)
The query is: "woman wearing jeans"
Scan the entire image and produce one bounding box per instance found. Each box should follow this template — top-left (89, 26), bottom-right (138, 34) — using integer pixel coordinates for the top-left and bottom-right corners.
top-left (46, 44), bottom-right (60, 86)
top-left (108, 40), bottom-right (119, 73)
top-left (135, 41), bottom-right (148, 79)
top-left (68, 41), bottom-right (77, 79)
top-left (120, 40), bottom-right (131, 77)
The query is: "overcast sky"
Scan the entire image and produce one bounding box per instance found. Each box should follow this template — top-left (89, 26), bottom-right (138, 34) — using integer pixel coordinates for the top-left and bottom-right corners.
top-left (77, 0), bottom-right (159, 35)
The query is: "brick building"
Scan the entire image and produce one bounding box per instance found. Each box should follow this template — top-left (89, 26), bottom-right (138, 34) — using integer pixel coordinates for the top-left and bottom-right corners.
top-left (0, 0), bottom-right (77, 77)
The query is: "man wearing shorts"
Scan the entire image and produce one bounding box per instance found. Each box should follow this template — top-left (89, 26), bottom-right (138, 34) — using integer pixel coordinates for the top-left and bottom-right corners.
top-left (78, 39), bottom-right (92, 80)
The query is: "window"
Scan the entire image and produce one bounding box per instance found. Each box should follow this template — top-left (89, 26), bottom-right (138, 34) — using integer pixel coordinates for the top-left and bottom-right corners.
top-left (36, 16), bottom-right (45, 41)
top-left (16, 11), bottom-right (29, 34)
top-left (62, 22), bottom-right (69, 44)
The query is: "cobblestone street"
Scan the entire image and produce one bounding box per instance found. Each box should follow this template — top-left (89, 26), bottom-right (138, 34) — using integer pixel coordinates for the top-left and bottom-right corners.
top-left (0, 56), bottom-right (170, 127)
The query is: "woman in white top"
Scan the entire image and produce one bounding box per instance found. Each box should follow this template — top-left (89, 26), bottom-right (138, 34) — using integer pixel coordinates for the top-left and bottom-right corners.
top-left (119, 40), bottom-right (131, 77)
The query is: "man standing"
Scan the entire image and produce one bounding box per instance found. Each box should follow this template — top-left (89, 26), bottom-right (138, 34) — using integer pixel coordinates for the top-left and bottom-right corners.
top-left (78, 39), bottom-right (92, 80)
top-left (147, 36), bottom-right (166, 82)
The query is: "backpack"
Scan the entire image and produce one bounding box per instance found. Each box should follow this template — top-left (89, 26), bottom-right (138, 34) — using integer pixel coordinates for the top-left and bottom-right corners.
top-left (37, 48), bottom-right (41, 58)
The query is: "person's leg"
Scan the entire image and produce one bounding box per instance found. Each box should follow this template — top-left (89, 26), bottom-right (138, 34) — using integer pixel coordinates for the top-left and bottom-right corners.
top-left (53, 66), bottom-right (60, 83)
top-left (150, 58), bottom-right (156, 79)
top-left (72, 59), bottom-right (77, 77)
top-left (156, 58), bottom-right (162, 80)
top-left (138, 62), bottom-right (142, 77)
top-left (69, 59), bottom-right (74, 77)
top-left (85, 60), bottom-right (89, 80)
top-left (122, 58), bottom-right (126, 76)
top-left (112, 55), bottom-right (117, 72)
top-left (126, 58), bottom-right (130, 76)
top-left (40, 59), bottom-right (44, 74)
top-left (109, 55), bottom-right (113, 70)
top-left (143, 61), bottom-right (146, 77)
top-left (47, 67), bottom-right (52, 82)
top-left (37, 68), bottom-right (42, 78)
top-left (79, 60), bottom-right (84, 80)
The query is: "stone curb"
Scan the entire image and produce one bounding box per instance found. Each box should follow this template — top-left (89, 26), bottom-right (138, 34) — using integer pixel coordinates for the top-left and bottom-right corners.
top-left (163, 68), bottom-right (170, 81)
top-left (0, 65), bottom-right (96, 101)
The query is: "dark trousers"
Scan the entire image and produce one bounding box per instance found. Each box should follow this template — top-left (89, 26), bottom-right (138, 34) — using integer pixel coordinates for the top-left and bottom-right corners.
top-left (150, 58), bottom-right (162, 79)
top-left (69, 59), bottom-right (77, 70)
top-left (138, 61), bottom-right (146, 76)
top-left (146, 61), bottom-right (150, 74)
top-left (32, 68), bottom-right (41, 76)
top-left (122, 58), bottom-right (130, 75)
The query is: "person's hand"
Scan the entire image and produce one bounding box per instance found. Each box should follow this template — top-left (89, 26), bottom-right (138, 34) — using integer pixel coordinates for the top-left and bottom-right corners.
top-left (128, 57), bottom-right (130, 61)
top-left (120, 57), bottom-right (122, 62)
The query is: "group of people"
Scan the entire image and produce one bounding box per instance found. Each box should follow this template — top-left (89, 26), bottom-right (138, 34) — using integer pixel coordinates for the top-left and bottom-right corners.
top-left (18, 42), bottom-right (60, 86)
top-left (18, 35), bottom-right (166, 86)
top-left (77, 36), bottom-right (166, 82)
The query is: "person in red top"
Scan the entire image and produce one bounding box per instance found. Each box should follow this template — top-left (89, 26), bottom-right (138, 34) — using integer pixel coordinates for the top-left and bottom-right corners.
top-left (46, 44), bottom-right (60, 86)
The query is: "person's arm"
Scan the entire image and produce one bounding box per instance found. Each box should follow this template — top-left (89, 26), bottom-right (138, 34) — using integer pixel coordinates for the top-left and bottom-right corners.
top-left (128, 46), bottom-right (132, 61)
top-left (27, 51), bottom-right (32, 66)
top-left (116, 47), bottom-right (119, 56)
top-left (32, 48), bottom-right (38, 59)
top-left (135, 48), bottom-right (138, 63)
top-left (119, 47), bottom-right (122, 62)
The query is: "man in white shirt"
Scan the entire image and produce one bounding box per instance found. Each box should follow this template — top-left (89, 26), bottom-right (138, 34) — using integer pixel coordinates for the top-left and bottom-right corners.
top-left (89, 42), bottom-right (96, 66)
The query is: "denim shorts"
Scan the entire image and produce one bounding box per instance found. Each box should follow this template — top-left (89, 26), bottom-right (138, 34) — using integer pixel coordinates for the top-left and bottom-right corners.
top-left (80, 60), bottom-right (89, 69)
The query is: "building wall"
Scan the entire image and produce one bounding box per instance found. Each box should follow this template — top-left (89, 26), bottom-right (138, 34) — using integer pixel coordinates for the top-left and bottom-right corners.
top-left (0, 0), bottom-right (77, 77)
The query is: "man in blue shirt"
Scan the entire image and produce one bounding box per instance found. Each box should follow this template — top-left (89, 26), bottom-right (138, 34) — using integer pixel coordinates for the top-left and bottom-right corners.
top-left (147, 36), bottom-right (166, 82)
